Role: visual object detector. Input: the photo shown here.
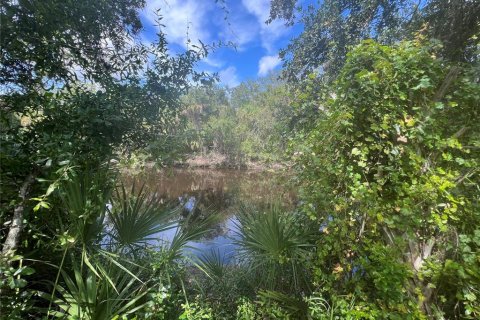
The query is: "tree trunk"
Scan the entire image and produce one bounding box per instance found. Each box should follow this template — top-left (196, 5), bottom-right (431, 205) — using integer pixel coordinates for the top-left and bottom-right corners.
top-left (2, 173), bottom-right (36, 255)
top-left (407, 238), bottom-right (437, 316)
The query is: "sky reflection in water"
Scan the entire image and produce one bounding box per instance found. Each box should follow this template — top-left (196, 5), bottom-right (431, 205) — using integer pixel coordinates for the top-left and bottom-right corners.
top-left (124, 168), bottom-right (296, 260)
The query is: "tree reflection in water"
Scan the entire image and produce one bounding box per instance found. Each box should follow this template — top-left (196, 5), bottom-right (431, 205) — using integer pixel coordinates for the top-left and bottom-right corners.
top-left (122, 168), bottom-right (296, 259)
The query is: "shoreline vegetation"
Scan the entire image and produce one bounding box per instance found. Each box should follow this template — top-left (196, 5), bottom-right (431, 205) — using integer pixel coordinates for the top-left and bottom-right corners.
top-left (121, 152), bottom-right (289, 172)
top-left (177, 153), bottom-right (288, 171)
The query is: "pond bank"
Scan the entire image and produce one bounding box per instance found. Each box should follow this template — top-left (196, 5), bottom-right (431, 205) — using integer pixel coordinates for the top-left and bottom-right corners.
top-left (174, 152), bottom-right (289, 171)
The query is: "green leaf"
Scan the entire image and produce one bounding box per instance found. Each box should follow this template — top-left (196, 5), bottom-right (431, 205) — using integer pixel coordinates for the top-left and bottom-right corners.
top-left (413, 77), bottom-right (432, 90)
top-left (351, 147), bottom-right (361, 156)
top-left (9, 278), bottom-right (27, 289)
top-left (45, 183), bottom-right (57, 196)
top-left (22, 267), bottom-right (36, 276)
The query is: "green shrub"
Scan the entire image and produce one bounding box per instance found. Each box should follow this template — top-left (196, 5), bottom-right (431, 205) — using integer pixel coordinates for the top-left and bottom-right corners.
top-left (293, 39), bottom-right (480, 318)
top-left (0, 253), bottom-right (36, 319)
top-left (179, 301), bottom-right (213, 320)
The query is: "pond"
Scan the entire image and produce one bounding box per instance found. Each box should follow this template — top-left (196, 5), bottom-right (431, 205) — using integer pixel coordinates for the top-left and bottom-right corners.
top-left (123, 168), bottom-right (296, 260)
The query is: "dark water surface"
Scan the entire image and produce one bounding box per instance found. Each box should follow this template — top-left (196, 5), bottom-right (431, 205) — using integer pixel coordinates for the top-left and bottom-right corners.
top-left (123, 168), bottom-right (296, 258)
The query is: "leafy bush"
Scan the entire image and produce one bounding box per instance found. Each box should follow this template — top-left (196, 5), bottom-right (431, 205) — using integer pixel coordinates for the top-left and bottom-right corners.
top-left (0, 253), bottom-right (36, 319)
top-left (292, 39), bottom-right (480, 318)
top-left (179, 301), bottom-right (213, 320)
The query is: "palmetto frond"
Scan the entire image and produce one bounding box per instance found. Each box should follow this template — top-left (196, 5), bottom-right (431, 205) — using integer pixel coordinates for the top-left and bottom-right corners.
top-left (234, 205), bottom-right (313, 292)
top-left (193, 248), bottom-right (227, 281)
top-left (43, 258), bottom-right (147, 320)
top-left (168, 213), bottom-right (218, 261)
top-left (108, 182), bottom-right (177, 250)
top-left (59, 168), bottom-right (115, 248)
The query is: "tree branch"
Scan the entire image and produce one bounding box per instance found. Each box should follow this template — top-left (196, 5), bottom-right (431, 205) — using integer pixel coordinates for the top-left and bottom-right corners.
top-left (2, 173), bottom-right (36, 255)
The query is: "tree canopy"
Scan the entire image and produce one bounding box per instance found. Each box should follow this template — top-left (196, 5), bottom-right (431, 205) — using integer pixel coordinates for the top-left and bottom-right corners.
top-left (1, 0), bottom-right (209, 255)
top-left (269, 0), bottom-right (480, 81)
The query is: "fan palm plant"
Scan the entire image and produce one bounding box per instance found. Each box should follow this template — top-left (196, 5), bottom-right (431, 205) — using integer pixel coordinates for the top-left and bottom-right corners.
top-left (42, 259), bottom-right (148, 319)
top-left (107, 182), bottom-right (177, 252)
top-left (193, 249), bottom-right (227, 281)
top-left (58, 168), bottom-right (115, 249)
top-left (168, 213), bottom-right (219, 261)
top-left (234, 205), bottom-right (314, 293)
top-left (45, 168), bottom-right (215, 318)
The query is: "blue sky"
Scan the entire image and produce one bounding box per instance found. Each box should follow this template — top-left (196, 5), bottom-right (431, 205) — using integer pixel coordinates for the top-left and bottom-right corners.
top-left (139, 0), bottom-right (303, 87)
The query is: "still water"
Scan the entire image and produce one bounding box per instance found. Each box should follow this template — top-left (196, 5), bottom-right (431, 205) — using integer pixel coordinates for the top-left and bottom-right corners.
top-left (123, 168), bottom-right (296, 259)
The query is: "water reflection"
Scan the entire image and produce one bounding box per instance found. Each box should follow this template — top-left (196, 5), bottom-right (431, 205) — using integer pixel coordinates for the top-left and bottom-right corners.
top-left (123, 168), bottom-right (295, 257)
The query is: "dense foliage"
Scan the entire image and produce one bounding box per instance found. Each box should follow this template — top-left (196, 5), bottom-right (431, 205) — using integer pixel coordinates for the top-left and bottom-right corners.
top-left (1, 0), bottom-right (479, 319)
top-left (269, 0), bottom-right (480, 81)
top-left (1, 0), bottom-right (210, 318)
top-left (1, 0), bottom-right (207, 252)
top-left (180, 76), bottom-right (292, 166)
top-left (292, 39), bottom-right (480, 318)
top-left (174, 39), bottom-right (480, 320)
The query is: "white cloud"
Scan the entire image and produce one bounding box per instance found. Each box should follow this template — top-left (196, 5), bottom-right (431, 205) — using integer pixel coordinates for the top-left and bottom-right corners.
top-left (241, 0), bottom-right (290, 52)
top-left (258, 54), bottom-right (281, 76)
top-left (219, 66), bottom-right (240, 87)
top-left (141, 0), bottom-right (290, 65)
top-left (218, 14), bottom-right (258, 51)
top-left (203, 57), bottom-right (225, 68)
top-left (242, 0), bottom-right (270, 22)
top-left (142, 0), bottom-right (213, 49)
